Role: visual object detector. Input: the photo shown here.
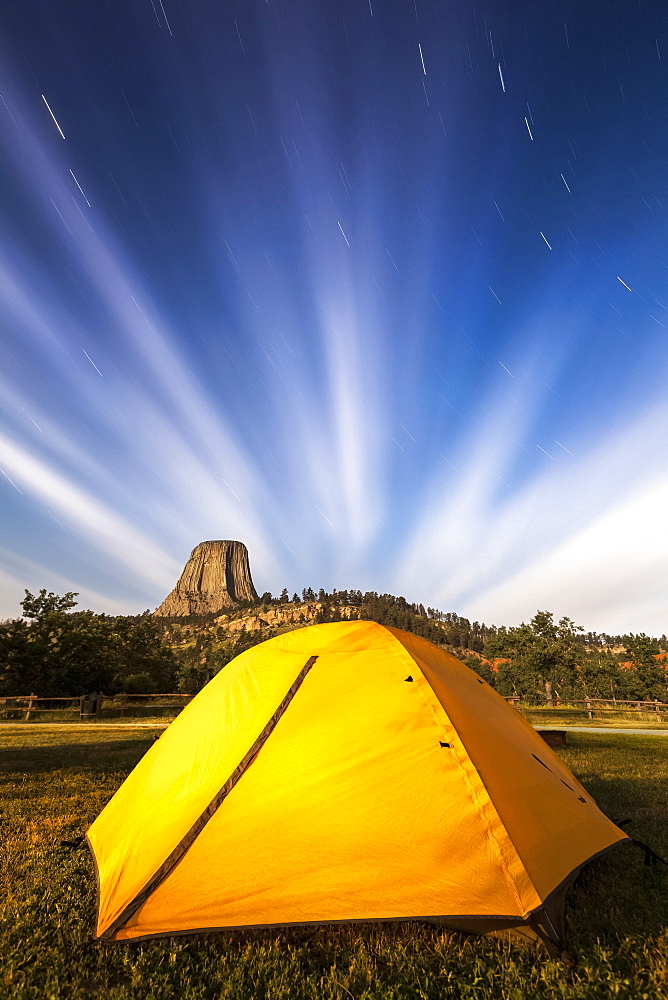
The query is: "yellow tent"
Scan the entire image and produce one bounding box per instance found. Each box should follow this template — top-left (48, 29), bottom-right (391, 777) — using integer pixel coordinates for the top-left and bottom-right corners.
top-left (88, 621), bottom-right (627, 954)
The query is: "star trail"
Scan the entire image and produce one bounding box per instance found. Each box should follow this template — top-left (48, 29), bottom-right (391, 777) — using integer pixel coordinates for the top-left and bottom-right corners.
top-left (0, 1), bottom-right (666, 632)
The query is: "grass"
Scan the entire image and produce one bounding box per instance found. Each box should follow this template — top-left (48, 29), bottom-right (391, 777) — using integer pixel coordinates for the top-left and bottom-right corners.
top-left (1, 729), bottom-right (667, 999)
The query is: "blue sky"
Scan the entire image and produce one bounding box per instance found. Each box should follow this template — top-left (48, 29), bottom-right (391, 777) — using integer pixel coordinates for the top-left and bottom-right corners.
top-left (0, 0), bottom-right (666, 633)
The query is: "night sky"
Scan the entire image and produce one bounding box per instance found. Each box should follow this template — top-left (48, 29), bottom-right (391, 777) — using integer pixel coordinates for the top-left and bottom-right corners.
top-left (1, 1), bottom-right (666, 633)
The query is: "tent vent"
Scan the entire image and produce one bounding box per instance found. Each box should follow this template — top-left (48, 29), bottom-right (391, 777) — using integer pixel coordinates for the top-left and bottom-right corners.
top-left (439, 741), bottom-right (451, 748)
top-left (405, 675), bottom-right (414, 682)
top-left (477, 678), bottom-right (484, 684)
top-left (578, 796), bottom-right (586, 803)
top-left (532, 754), bottom-right (553, 772)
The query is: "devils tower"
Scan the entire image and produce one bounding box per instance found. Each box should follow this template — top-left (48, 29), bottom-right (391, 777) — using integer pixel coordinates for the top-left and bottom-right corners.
top-left (154, 540), bottom-right (258, 616)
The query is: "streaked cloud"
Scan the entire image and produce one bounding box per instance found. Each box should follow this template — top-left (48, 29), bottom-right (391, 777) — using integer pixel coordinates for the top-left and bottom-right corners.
top-left (0, 6), bottom-right (665, 635)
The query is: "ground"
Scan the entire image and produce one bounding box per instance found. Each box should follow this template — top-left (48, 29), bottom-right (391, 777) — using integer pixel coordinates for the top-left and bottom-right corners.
top-left (1, 728), bottom-right (666, 999)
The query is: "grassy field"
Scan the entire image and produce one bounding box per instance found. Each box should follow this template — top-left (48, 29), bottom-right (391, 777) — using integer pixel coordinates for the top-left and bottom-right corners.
top-left (1, 729), bottom-right (667, 1000)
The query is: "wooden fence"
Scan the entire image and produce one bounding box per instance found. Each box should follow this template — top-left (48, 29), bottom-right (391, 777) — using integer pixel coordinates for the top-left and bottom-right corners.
top-left (2, 693), bottom-right (665, 723)
top-left (0, 693), bottom-right (192, 722)
top-left (505, 696), bottom-right (666, 720)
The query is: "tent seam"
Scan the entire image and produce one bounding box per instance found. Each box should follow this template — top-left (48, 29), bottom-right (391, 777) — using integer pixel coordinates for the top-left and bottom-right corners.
top-left (386, 630), bottom-right (533, 916)
top-left (98, 653), bottom-right (319, 940)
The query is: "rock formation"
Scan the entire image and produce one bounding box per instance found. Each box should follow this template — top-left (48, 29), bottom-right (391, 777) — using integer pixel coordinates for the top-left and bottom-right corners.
top-left (154, 540), bottom-right (258, 616)
top-left (214, 601), bottom-right (360, 633)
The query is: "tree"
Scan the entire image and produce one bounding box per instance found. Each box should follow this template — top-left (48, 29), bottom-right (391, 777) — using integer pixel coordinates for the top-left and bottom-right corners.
top-left (21, 590), bottom-right (78, 618)
top-left (483, 611), bottom-right (583, 705)
top-left (623, 633), bottom-right (666, 700)
top-left (576, 649), bottom-right (624, 701)
top-left (463, 655), bottom-right (496, 687)
top-left (0, 590), bottom-right (177, 696)
top-left (108, 616), bottom-right (178, 693)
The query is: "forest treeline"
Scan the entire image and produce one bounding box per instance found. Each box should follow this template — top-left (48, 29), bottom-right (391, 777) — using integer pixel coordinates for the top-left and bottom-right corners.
top-left (1, 588), bottom-right (666, 704)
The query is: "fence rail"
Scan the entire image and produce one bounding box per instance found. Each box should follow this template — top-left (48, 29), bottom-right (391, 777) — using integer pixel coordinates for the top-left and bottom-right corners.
top-left (2, 693), bottom-right (666, 723)
top-left (0, 693), bottom-right (193, 722)
top-left (505, 696), bottom-right (667, 721)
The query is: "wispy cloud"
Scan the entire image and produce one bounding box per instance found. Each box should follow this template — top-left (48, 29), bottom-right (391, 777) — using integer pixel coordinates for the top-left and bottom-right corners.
top-left (465, 475), bottom-right (668, 634)
top-left (0, 14), bottom-right (665, 637)
top-left (393, 396), bottom-right (668, 631)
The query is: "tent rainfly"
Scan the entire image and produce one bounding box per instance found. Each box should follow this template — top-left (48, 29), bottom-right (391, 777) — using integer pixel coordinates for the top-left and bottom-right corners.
top-left (87, 621), bottom-right (628, 955)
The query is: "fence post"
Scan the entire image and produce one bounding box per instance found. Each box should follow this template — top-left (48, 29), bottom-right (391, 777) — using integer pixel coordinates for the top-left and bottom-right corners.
top-left (80, 693), bottom-right (99, 719)
top-left (25, 693), bottom-right (36, 721)
top-left (586, 700), bottom-right (592, 720)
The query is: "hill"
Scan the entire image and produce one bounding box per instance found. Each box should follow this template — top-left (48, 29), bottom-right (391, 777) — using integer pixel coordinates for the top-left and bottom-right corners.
top-left (157, 591), bottom-right (668, 703)
top-left (157, 591), bottom-right (494, 692)
top-left (3, 586), bottom-right (666, 702)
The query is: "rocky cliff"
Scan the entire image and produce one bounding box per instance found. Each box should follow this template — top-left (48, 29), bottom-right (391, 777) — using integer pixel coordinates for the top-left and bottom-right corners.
top-left (214, 601), bottom-right (360, 633)
top-left (154, 540), bottom-right (258, 616)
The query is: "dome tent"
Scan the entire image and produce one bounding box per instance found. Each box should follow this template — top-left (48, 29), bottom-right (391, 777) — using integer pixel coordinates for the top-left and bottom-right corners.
top-left (87, 621), bottom-right (627, 955)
